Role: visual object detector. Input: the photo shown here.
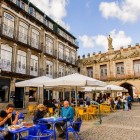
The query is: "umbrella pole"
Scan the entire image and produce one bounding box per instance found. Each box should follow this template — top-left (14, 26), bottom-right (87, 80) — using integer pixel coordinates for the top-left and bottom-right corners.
top-left (75, 86), bottom-right (78, 107)
top-left (43, 85), bottom-right (44, 104)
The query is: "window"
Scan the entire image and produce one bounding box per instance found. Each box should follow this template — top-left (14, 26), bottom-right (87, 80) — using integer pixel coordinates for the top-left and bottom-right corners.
top-left (46, 60), bottom-right (53, 78)
top-left (17, 0), bottom-right (20, 7)
top-left (18, 22), bottom-right (28, 44)
top-left (12, 0), bottom-right (17, 4)
top-left (30, 55), bottom-right (38, 76)
top-left (58, 44), bottom-right (64, 60)
top-left (29, 7), bottom-right (35, 17)
top-left (44, 19), bottom-right (48, 26)
top-left (65, 67), bottom-right (70, 75)
top-left (3, 12), bottom-right (15, 38)
top-left (29, 87), bottom-right (37, 102)
top-left (36, 12), bottom-right (43, 22)
top-left (100, 65), bottom-right (107, 77)
top-left (21, 2), bottom-right (25, 10)
top-left (59, 65), bottom-right (64, 77)
top-left (0, 44), bottom-right (12, 71)
top-left (31, 29), bottom-right (40, 49)
top-left (71, 51), bottom-right (76, 64)
top-left (133, 60), bottom-right (140, 76)
top-left (46, 36), bottom-right (53, 55)
top-left (116, 62), bottom-right (124, 75)
top-left (71, 68), bottom-right (76, 74)
top-left (87, 67), bottom-right (93, 77)
top-left (65, 48), bottom-right (70, 62)
top-left (16, 50), bottom-right (26, 74)
top-left (48, 21), bottom-right (53, 30)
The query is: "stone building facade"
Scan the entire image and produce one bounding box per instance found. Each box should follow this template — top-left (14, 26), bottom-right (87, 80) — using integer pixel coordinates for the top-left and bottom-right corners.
top-left (0, 0), bottom-right (78, 108)
top-left (78, 36), bottom-right (140, 99)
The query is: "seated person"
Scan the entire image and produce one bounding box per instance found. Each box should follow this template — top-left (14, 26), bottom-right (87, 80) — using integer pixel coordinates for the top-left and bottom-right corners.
top-left (79, 98), bottom-right (84, 106)
top-left (47, 100), bottom-right (57, 111)
top-left (0, 104), bottom-right (20, 140)
top-left (56, 101), bottom-right (74, 139)
top-left (33, 104), bottom-right (50, 129)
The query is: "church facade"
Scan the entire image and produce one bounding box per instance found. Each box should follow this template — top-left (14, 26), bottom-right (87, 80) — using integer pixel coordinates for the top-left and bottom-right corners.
top-left (78, 36), bottom-right (140, 98)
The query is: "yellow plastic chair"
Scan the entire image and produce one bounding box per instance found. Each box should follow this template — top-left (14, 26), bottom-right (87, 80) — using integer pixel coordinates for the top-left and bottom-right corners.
top-left (28, 105), bottom-right (35, 115)
top-left (78, 109), bottom-right (87, 120)
top-left (87, 107), bottom-right (97, 120)
top-left (48, 107), bottom-right (54, 116)
top-left (102, 105), bottom-right (111, 113)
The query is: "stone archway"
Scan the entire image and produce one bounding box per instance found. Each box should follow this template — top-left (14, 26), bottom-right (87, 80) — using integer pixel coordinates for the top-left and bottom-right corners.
top-left (120, 82), bottom-right (133, 98)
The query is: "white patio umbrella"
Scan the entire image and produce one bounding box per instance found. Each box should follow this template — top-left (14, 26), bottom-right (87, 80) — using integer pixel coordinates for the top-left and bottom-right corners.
top-left (15, 76), bottom-right (53, 103)
top-left (83, 84), bottom-right (128, 92)
top-left (44, 73), bottom-right (106, 106)
top-left (15, 76), bottom-right (52, 87)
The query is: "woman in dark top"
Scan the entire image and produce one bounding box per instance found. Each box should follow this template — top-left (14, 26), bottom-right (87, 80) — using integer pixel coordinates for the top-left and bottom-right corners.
top-left (33, 104), bottom-right (46, 124)
top-left (33, 104), bottom-right (51, 129)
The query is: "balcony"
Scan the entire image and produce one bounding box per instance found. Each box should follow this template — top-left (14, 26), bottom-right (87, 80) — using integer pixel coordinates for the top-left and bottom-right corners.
top-left (0, 59), bottom-right (12, 72)
top-left (0, 24), bottom-right (15, 39)
top-left (45, 48), bottom-right (57, 58)
top-left (31, 38), bottom-right (41, 50)
top-left (0, 23), bottom-right (42, 52)
top-left (16, 62), bottom-right (26, 74)
top-left (58, 52), bottom-right (64, 61)
top-left (30, 66), bottom-right (38, 76)
top-left (18, 30), bottom-right (28, 44)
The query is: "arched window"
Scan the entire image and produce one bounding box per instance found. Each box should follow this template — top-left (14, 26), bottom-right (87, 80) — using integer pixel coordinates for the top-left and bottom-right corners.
top-left (30, 55), bottom-right (38, 76)
top-left (46, 60), bottom-right (53, 78)
top-left (18, 22), bottom-right (28, 44)
top-left (59, 65), bottom-right (64, 77)
top-left (3, 12), bottom-right (15, 38)
top-left (58, 43), bottom-right (64, 60)
top-left (31, 29), bottom-right (40, 49)
top-left (16, 50), bottom-right (26, 74)
top-left (0, 44), bottom-right (12, 71)
top-left (46, 36), bottom-right (54, 55)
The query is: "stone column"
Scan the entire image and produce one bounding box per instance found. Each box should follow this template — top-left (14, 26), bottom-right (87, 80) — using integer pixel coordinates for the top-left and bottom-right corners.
top-left (24, 87), bottom-right (29, 108)
top-left (27, 49), bottom-right (31, 75)
top-left (12, 43), bottom-right (18, 72)
top-left (9, 78), bottom-right (16, 104)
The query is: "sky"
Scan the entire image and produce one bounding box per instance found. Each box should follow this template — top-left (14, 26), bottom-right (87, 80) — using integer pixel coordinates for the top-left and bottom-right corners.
top-left (30, 0), bottom-right (140, 57)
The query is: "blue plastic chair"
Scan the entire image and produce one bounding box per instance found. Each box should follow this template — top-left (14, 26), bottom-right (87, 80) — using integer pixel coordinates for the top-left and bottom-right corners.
top-left (18, 112), bottom-right (25, 120)
top-left (66, 121), bottom-right (82, 140)
top-left (19, 125), bottom-right (40, 140)
top-left (0, 136), bottom-right (4, 140)
top-left (37, 123), bottom-right (54, 137)
top-left (12, 112), bottom-right (25, 120)
top-left (27, 133), bottom-right (52, 140)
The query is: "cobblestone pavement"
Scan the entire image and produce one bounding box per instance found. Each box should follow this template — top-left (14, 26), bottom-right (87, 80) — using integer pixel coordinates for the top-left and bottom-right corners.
top-left (80, 103), bottom-right (140, 140)
top-left (23, 103), bottom-right (140, 140)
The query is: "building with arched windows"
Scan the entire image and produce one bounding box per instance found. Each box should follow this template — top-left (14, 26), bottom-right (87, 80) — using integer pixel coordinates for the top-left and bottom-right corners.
top-left (78, 36), bottom-right (140, 99)
top-left (0, 0), bottom-right (78, 108)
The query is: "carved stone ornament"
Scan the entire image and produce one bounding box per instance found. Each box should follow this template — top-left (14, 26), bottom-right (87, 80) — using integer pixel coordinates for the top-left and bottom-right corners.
top-left (82, 59), bottom-right (96, 66)
top-left (129, 50), bottom-right (140, 58)
top-left (98, 56), bottom-right (109, 63)
top-left (112, 53), bottom-right (127, 61)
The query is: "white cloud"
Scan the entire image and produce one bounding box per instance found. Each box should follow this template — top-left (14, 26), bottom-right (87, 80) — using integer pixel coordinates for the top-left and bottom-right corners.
top-left (79, 29), bottom-right (132, 51)
top-left (30, 0), bottom-right (70, 30)
top-left (99, 0), bottom-right (140, 23)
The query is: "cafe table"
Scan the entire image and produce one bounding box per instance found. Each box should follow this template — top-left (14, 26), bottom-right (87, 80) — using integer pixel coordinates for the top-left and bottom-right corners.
top-left (8, 125), bottom-right (35, 140)
top-left (39, 117), bottom-right (67, 140)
